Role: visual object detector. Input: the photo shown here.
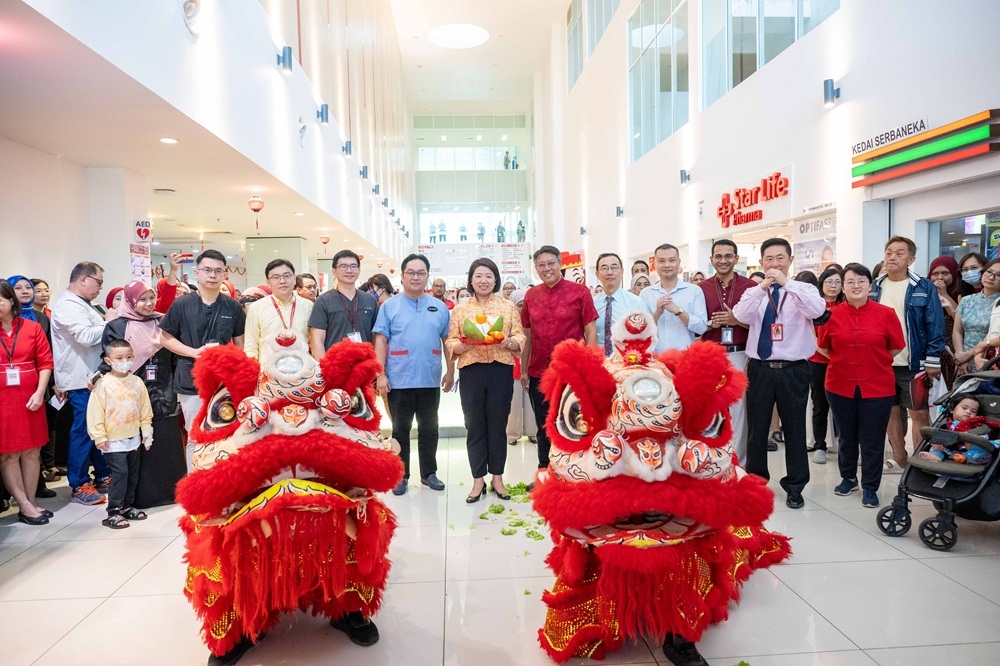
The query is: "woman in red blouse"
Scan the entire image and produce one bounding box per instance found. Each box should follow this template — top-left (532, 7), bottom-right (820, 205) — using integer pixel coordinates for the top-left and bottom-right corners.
top-left (0, 280), bottom-right (55, 525)
top-left (817, 263), bottom-right (905, 510)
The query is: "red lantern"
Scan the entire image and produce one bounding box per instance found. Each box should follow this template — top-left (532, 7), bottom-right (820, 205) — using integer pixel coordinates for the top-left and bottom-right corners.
top-left (248, 195), bottom-right (264, 231)
top-left (389, 268), bottom-right (395, 274)
top-left (319, 233), bottom-right (330, 255)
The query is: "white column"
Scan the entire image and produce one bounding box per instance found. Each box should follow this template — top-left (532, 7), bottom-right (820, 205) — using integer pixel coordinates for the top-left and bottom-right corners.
top-left (87, 167), bottom-right (149, 291)
top-left (244, 237), bottom-right (308, 287)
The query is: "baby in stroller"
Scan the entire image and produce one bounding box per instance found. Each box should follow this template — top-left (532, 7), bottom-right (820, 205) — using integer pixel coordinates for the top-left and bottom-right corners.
top-left (918, 396), bottom-right (995, 465)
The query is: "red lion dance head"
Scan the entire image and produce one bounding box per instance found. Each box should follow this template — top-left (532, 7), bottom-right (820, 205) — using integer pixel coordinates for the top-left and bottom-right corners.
top-left (532, 312), bottom-right (790, 661)
top-left (176, 331), bottom-right (403, 657)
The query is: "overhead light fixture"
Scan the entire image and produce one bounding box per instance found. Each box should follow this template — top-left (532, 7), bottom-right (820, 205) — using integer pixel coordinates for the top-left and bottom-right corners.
top-left (360, 165), bottom-right (369, 179)
top-left (484, 206), bottom-right (490, 211)
top-left (390, 209), bottom-right (396, 216)
top-left (616, 206), bottom-right (624, 218)
top-left (317, 103), bottom-right (329, 124)
top-left (294, 212), bottom-right (305, 216)
top-left (514, 206), bottom-right (520, 211)
top-left (453, 207), bottom-right (459, 211)
top-left (680, 169), bottom-right (691, 184)
top-left (823, 78), bottom-right (841, 107)
top-left (159, 137), bottom-right (178, 144)
top-left (277, 45), bottom-right (293, 72)
top-left (427, 23), bottom-right (490, 50)
top-left (476, 135), bottom-right (483, 141)
top-left (501, 134), bottom-right (508, 141)
top-left (373, 184), bottom-right (380, 195)
top-left (579, 226), bottom-right (587, 236)
top-left (441, 135), bottom-right (447, 141)
top-left (342, 140), bottom-right (352, 155)
top-left (382, 198), bottom-right (389, 207)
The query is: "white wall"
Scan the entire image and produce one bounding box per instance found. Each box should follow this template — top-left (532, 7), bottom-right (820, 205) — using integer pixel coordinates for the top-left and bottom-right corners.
top-left (538, 0), bottom-right (1000, 278)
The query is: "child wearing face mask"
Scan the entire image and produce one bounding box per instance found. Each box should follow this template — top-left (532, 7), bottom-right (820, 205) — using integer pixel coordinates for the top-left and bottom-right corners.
top-left (87, 339), bottom-right (153, 529)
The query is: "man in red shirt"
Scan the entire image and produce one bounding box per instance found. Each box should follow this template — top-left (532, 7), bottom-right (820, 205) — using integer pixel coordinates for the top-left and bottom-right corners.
top-left (699, 239), bottom-right (757, 465)
top-left (431, 278), bottom-right (455, 310)
top-left (521, 246), bottom-right (598, 482)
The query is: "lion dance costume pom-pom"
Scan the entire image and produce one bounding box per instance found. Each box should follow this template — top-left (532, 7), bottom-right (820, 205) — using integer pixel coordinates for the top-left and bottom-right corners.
top-left (176, 331), bottom-right (403, 661)
top-left (531, 311), bottom-right (791, 661)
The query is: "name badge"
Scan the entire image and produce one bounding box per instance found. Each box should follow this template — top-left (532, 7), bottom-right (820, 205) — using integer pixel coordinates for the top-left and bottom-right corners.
top-left (5, 367), bottom-right (21, 387)
top-left (145, 364), bottom-right (158, 382)
top-left (770, 323), bottom-right (784, 342)
top-left (347, 332), bottom-right (362, 343)
top-left (721, 327), bottom-right (734, 345)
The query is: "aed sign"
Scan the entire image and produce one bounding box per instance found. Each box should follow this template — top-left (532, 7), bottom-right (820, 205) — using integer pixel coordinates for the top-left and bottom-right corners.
top-left (133, 219), bottom-right (152, 242)
top-left (716, 172), bottom-right (790, 229)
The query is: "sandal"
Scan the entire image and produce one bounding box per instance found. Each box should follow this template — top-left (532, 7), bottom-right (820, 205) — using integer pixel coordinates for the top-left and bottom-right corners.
top-left (102, 514), bottom-right (130, 529)
top-left (121, 508), bottom-right (147, 520)
top-left (884, 459), bottom-right (905, 474)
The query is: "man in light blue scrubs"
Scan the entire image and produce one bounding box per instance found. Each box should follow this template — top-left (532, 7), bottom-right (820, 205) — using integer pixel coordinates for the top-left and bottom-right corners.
top-left (374, 254), bottom-right (453, 495)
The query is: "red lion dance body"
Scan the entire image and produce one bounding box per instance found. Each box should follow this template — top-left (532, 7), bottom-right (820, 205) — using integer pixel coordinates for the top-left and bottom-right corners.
top-left (176, 331), bottom-right (403, 665)
top-left (532, 311), bottom-right (791, 664)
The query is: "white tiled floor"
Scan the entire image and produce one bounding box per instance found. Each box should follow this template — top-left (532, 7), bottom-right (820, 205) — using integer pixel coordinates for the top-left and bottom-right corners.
top-left (2, 438), bottom-right (1000, 666)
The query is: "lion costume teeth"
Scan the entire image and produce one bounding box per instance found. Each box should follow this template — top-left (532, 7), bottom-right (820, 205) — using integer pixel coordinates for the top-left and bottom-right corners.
top-left (533, 311), bottom-right (791, 662)
top-left (176, 331), bottom-right (403, 657)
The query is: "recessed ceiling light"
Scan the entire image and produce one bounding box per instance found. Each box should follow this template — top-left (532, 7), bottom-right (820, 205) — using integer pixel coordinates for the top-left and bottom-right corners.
top-left (422, 207), bottom-right (429, 211)
top-left (427, 23), bottom-right (489, 50)
top-left (293, 211), bottom-right (305, 216)
top-left (515, 206), bottom-right (520, 211)
top-left (476, 135), bottom-right (483, 141)
top-left (484, 206), bottom-right (490, 210)
top-left (159, 137), bottom-right (178, 144)
top-left (453, 207), bottom-right (459, 211)
top-left (441, 135), bottom-right (447, 141)
top-left (501, 134), bottom-right (508, 140)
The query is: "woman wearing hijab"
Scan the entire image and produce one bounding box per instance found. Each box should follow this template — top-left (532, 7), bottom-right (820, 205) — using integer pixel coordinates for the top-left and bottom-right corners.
top-left (928, 256), bottom-right (962, 386)
top-left (100, 281), bottom-right (202, 507)
top-left (103, 286), bottom-right (124, 319)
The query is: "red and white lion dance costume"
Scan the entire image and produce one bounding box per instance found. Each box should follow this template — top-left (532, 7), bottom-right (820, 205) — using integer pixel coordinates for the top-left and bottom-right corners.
top-left (176, 331), bottom-right (403, 661)
top-left (532, 311), bottom-right (791, 662)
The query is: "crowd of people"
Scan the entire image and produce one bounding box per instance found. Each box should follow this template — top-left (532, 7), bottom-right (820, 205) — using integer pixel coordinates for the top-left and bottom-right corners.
top-left (1, 233), bottom-right (981, 527)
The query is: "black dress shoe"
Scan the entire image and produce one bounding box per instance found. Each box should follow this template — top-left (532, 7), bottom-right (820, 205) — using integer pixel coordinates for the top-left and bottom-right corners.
top-left (18, 512), bottom-right (50, 526)
top-left (786, 491), bottom-right (805, 509)
top-left (35, 487), bottom-right (57, 499)
top-left (330, 611), bottom-right (380, 646)
top-left (491, 481), bottom-right (511, 501)
top-left (207, 635), bottom-right (258, 666)
top-left (767, 440), bottom-right (779, 452)
top-left (42, 469), bottom-right (58, 483)
top-left (662, 632), bottom-right (709, 666)
top-left (466, 485), bottom-right (487, 504)
top-left (40, 509), bottom-right (54, 518)
top-left (420, 474), bottom-right (445, 491)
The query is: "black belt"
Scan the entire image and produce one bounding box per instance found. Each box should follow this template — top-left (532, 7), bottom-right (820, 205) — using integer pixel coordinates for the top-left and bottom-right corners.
top-left (749, 358), bottom-right (805, 369)
top-left (723, 345), bottom-right (746, 353)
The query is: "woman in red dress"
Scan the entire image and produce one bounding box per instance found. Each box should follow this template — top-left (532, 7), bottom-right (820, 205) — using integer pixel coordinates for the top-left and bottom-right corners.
top-left (0, 280), bottom-right (54, 525)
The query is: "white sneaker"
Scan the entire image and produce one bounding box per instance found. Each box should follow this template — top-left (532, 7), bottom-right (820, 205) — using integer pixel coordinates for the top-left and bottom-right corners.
top-left (812, 449), bottom-right (827, 464)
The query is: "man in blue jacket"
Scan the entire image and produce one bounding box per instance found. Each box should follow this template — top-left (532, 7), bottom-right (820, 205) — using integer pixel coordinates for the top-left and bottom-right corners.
top-left (869, 236), bottom-right (944, 471)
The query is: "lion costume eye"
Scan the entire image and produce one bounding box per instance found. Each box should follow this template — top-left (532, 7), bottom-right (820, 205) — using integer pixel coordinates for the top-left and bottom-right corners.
top-left (204, 388), bottom-right (238, 431)
top-left (556, 387), bottom-right (589, 440)
top-left (349, 389), bottom-right (373, 420)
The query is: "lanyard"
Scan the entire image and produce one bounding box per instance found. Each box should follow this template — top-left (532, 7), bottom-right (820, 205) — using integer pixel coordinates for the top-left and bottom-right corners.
top-left (715, 277), bottom-right (737, 309)
top-left (0, 319), bottom-right (22, 368)
top-left (336, 290), bottom-right (360, 331)
top-left (271, 296), bottom-right (297, 330)
top-left (766, 287), bottom-right (788, 319)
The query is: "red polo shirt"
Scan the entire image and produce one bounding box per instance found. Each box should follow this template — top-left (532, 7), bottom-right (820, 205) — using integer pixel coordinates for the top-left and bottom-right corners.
top-left (699, 274), bottom-right (756, 346)
top-left (521, 278), bottom-right (599, 378)
top-left (817, 300), bottom-right (905, 399)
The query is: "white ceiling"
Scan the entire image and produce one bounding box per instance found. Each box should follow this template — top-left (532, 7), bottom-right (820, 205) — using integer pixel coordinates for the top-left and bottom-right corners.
top-left (388, 0), bottom-right (567, 114)
top-left (0, 2), bottom-right (397, 268)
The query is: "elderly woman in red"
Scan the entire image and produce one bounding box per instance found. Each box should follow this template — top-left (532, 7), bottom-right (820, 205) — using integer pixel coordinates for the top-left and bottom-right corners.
top-left (817, 263), bottom-right (905, 510)
top-left (0, 279), bottom-right (54, 525)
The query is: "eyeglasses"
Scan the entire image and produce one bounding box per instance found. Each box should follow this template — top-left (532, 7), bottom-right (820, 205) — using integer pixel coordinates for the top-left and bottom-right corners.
top-left (598, 264), bottom-right (621, 273)
top-left (712, 254), bottom-right (736, 261)
top-left (268, 273), bottom-right (295, 282)
top-left (984, 269), bottom-right (1000, 280)
top-left (843, 279), bottom-right (870, 287)
top-left (823, 279), bottom-right (842, 286)
top-left (198, 267), bottom-right (226, 276)
top-left (535, 260), bottom-right (559, 269)
top-left (403, 270), bottom-right (428, 278)
top-left (83, 275), bottom-right (104, 287)
top-left (336, 264), bottom-right (360, 271)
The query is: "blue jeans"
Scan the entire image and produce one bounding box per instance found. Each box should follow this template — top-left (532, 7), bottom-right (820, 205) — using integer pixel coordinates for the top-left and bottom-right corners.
top-left (67, 389), bottom-right (110, 490)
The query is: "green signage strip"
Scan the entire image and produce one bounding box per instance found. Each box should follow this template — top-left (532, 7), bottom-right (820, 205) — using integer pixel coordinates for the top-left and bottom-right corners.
top-left (852, 125), bottom-right (996, 178)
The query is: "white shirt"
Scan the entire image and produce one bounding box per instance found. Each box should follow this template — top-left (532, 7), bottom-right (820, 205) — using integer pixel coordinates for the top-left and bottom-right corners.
top-left (639, 280), bottom-right (709, 353)
top-left (243, 294), bottom-right (313, 363)
top-left (593, 288), bottom-right (648, 354)
top-left (51, 290), bottom-right (106, 391)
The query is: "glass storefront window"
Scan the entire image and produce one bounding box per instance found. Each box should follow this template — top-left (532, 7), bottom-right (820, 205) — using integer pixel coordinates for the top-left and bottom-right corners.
top-left (762, 0), bottom-right (796, 64)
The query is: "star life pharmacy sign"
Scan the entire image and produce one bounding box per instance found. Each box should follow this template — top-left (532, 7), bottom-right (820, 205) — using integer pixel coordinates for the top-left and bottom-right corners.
top-left (716, 171), bottom-right (793, 229)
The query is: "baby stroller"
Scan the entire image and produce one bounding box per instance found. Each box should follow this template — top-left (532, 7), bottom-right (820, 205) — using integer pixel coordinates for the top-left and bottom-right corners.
top-left (877, 361), bottom-right (1000, 551)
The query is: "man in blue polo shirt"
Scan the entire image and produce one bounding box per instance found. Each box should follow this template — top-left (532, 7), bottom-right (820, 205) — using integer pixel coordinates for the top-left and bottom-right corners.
top-left (374, 254), bottom-right (453, 495)
top-left (639, 243), bottom-right (708, 352)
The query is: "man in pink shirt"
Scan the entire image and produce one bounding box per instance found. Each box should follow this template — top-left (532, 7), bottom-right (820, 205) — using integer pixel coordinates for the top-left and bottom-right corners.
top-left (521, 246), bottom-right (598, 485)
top-left (733, 238), bottom-right (826, 509)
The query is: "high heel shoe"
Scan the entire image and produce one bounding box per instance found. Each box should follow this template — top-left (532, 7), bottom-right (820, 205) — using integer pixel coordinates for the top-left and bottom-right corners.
top-left (18, 512), bottom-right (49, 526)
top-left (466, 485), bottom-right (487, 504)
top-left (491, 481), bottom-right (511, 501)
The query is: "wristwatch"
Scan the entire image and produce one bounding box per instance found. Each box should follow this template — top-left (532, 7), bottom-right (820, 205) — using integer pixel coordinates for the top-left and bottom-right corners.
top-left (675, 307), bottom-right (685, 315)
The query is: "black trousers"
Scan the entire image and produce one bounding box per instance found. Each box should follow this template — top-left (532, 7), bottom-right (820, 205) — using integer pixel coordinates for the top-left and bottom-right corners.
top-left (388, 388), bottom-right (440, 480)
top-left (104, 448), bottom-right (140, 516)
top-left (460, 362), bottom-right (514, 477)
top-left (809, 361), bottom-right (832, 450)
top-left (528, 376), bottom-right (552, 469)
top-left (746, 360), bottom-right (810, 493)
top-left (827, 388), bottom-right (893, 491)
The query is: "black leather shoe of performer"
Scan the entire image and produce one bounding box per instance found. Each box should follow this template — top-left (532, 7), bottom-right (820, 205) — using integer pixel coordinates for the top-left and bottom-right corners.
top-left (330, 611), bottom-right (380, 646)
top-left (661, 633), bottom-right (709, 666)
top-left (207, 635), bottom-right (259, 666)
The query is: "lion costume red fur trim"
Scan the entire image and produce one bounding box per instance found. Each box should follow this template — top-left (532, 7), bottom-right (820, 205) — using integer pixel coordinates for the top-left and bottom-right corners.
top-left (176, 332), bottom-right (403, 656)
top-left (532, 312), bottom-right (790, 661)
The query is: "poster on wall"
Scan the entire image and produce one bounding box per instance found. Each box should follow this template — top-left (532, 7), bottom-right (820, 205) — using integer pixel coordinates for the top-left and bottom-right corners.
top-left (130, 243), bottom-right (152, 283)
top-left (416, 242), bottom-right (532, 281)
top-left (793, 213), bottom-right (837, 275)
top-left (981, 212), bottom-right (1000, 260)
